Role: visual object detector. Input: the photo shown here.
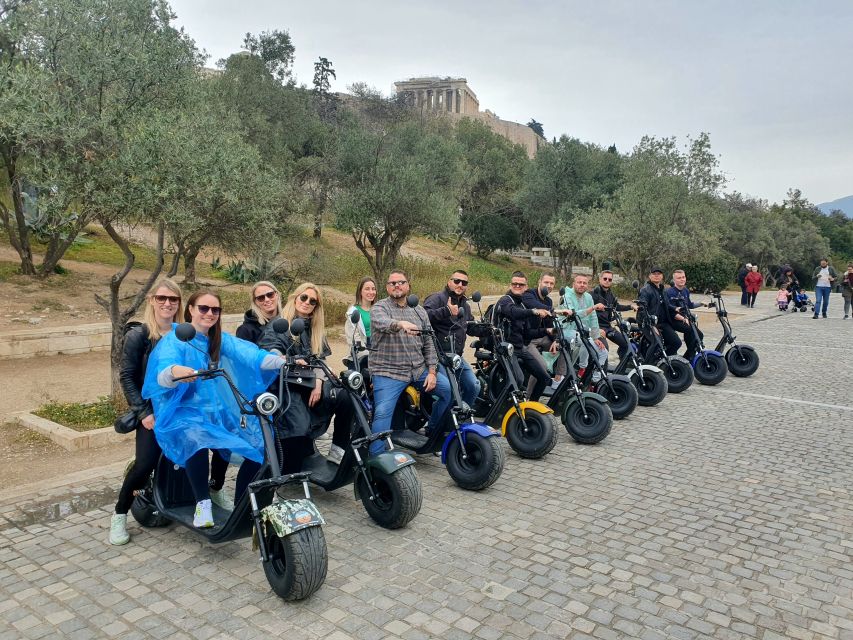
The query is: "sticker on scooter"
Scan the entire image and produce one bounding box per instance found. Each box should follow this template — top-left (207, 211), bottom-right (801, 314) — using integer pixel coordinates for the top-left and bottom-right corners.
top-left (293, 511), bottom-right (313, 525)
top-left (394, 454), bottom-right (410, 465)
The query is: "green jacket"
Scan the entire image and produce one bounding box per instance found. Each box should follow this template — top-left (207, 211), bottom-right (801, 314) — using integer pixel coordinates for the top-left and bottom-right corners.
top-left (557, 289), bottom-right (599, 337)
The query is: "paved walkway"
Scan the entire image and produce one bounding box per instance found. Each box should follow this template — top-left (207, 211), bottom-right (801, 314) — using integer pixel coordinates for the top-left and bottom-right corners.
top-left (1, 297), bottom-right (852, 639)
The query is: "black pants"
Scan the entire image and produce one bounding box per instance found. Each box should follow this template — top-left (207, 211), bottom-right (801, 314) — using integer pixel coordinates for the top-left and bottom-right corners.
top-left (747, 291), bottom-right (758, 307)
top-left (516, 345), bottom-right (551, 400)
top-left (645, 323), bottom-right (681, 359)
top-left (604, 327), bottom-right (630, 359)
top-left (740, 284), bottom-right (748, 305)
top-left (184, 449), bottom-right (260, 504)
top-left (671, 319), bottom-right (703, 358)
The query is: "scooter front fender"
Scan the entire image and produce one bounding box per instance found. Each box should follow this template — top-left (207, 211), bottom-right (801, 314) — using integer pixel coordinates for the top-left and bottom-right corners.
top-left (404, 385), bottom-right (420, 408)
top-left (259, 498), bottom-right (325, 538)
top-left (353, 451), bottom-right (416, 500)
top-left (691, 350), bottom-right (724, 367)
top-left (628, 364), bottom-right (664, 380)
top-left (440, 422), bottom-right (499, 464)
top-left (500, 401), bottom-right (554, 435)
top-left (565, 391), bottom-right (608, 407)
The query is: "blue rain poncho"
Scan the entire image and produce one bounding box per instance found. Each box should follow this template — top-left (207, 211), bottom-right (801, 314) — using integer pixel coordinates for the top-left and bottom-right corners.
top-left (142, 328), bottom-right (279, 467)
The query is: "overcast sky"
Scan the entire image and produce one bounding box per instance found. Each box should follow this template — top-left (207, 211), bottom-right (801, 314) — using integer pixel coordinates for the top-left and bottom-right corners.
top-left (168, 0), bottom-right (852, 206)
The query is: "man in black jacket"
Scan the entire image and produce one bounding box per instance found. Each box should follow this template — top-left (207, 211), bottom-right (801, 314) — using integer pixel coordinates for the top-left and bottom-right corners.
top-left (591, 270), bottom-right (635, 359)
top-left (737, 263), bottom-right (751, 306)
top-left (495, 271), bottom-right (552, 400)
top-left (638, 267), bottom-right (681, 358)
top-left (424, 269), bottom-right (482, 405)
top-left (520, 273), bottom-right (565, 391)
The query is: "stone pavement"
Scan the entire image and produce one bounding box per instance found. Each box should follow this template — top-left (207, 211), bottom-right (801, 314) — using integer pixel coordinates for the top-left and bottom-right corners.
top-left (1, 296), bottom-right (851, 640)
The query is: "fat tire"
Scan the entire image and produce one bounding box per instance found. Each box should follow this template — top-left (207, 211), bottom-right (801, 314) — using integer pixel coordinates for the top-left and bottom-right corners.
top-left (725, 347), bottom-right (759, 377)
top-left (660, 357), bottom-right (694, 393)
top-left (126, 462), bottom-right (170, 528)
top-left (393, 392), bottom-right (428, 433)
top-left (445, 433), bottom-right (505, 491)
top-left (357, 466), bottom-right (422, 529)
top-left (694, 354), bottom-right (728, 386)
top-left (562, 399), bottom-right (613, 444)
top-left (597, 379), bottom-right (638, 420)
top-left (632, 371), bottom-right (668, 407)
top-left (505, 410), bottom-right (558, 459)
top-left (262, 527), bottom-right (328, 601)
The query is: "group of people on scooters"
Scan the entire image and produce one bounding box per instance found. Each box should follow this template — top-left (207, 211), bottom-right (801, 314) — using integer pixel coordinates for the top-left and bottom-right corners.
top-left (108, 264), bottom-right (707, 545)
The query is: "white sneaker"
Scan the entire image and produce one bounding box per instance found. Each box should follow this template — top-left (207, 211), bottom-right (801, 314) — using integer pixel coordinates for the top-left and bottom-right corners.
top-left (328, 444), bottom-right (345, 465)
top-left (193, 500), bottom-right (214, 528)
top-left (109, 513), bottom-right (130, 545)
top-left (209, 488), bottom-right (234, 511)
top-left (550, 379), bottom-right (562, 389)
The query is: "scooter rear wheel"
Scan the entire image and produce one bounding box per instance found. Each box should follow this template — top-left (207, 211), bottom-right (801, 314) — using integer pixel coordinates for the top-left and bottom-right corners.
top-left (446, 433), bottom-right (505, 491)
top-left (596, 378), bottom-right (638, 420)
top-left (725, 346), bottom-right (759, 377)
top-left (562, 399), bottom-right (613, 444)
top-left (659, 357), bottom-right (694, 393)
top-left (263, 526), bottom-right (328, 601)
top-left (694, 354), bottom-right (728, 386)
top-left (632, 370), bottom-right (668, 407)
top-left (357, 466), bottom-right (422, 529)
top-left (126, 463), bottom-right (170, 528)
top-left (505, 410), bottom-right (558, 459)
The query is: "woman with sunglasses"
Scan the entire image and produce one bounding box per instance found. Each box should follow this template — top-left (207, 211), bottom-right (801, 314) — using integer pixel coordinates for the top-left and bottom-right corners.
top-left (259, 283), bottom-right (353, 469)
top-left (236, 281), bottom-right (282, 344)
top-left (111, 279), bottom-right (188, 545)
top-left (142, 290), bottom-right (286, 528)
top-left (345, 276), bottom-right (376, 353)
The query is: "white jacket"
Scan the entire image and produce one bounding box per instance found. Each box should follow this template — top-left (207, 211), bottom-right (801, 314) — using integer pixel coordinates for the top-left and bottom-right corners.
top-left (345, 305), bottom-right (369, 350)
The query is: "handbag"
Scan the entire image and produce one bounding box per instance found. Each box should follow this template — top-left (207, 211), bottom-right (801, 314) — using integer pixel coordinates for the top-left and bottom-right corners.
top-left (284, 366), bottom-right (317, 391)
top-left (114, 410), bottom-right (139, 434)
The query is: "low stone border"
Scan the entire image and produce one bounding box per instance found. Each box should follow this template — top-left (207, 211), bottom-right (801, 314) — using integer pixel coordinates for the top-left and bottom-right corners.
top-left (14, 412), bottom-right (124, 451)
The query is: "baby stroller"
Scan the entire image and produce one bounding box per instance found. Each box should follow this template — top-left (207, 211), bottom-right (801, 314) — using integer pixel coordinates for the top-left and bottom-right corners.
top-left (776, 289), bottom-right (789, 311)
top-left (792, 290), bottom-right (814, 313)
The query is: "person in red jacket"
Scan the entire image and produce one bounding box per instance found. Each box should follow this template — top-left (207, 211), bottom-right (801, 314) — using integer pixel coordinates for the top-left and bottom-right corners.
top-left (745, 265), bottom-right (763, 308)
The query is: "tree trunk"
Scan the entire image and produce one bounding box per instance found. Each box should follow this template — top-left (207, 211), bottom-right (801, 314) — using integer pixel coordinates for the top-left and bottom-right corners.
top-left (312, 210), bottom-right (322, 238)
top-left (166, 245), bottom-right (183, 278)
top-left (183, 244), bottom-right (201, 285)
top-left (3, 161), bottom-right (37, 275)
top-left (95, 220), bottom-right (165, 402)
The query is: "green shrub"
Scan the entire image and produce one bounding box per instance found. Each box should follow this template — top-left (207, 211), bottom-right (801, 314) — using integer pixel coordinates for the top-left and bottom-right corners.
top-left (34, 397), bottom-right (118, 431)
top-left (678, 253), bottom-right (737, 293)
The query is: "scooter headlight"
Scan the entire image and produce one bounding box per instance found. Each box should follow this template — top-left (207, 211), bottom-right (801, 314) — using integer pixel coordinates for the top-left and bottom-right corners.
top-left (345, 370), bottom-right (363, 390)
top-left (501, 342), bottom-right (514, 357)
top-left (451, 354), bottom-right (463, 371)
top-left (256, 392), bottom-right (279, 416)
top-left (649, 314), bottom-right (657, 324)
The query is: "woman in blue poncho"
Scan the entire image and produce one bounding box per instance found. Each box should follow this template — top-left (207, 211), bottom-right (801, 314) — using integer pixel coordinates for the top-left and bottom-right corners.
top-left (143, 290), bottom-right (284, 528)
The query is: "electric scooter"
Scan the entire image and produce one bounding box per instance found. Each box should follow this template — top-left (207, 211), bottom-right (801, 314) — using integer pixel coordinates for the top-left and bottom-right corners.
top-left (671, 293), bottom-right (727, 385)
top-left (129, 322), bottom-right (327, 601)
top-left (607, 305), bottom-right (669, 407)
top-left (268, 318), bottom-right (423, 530)
top-left (709, 292), bottom-right (760, 377)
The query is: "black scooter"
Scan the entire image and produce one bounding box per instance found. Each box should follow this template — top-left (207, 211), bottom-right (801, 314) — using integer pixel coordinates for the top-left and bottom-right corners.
top-left (271, 318), bottom-right (423, 530)
top-left (555, 287), bottom-right (638, 420)
top-left (630, 287), bottom-right (694, 393)
top-left (607, 305), bottom-right (669, 407)
top-left (709, 292), bottom-right (760, 377)
top-left (129, 322), bottom-right (327, 601)
top-left (671, 293), bottom-right (727, 385)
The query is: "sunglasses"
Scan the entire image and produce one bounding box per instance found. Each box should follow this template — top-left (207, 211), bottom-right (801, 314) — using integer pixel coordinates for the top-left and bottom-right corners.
top-left (254, 290), bottom-right (277, 302)
top-left (153, 295), bottom-right (180, 304)
top-left (510, 282), bottom-right (526, 288)
top-left (387, 280), bottom-right (408, 287)
top-left (298, 293), bottom-right (318, 306)
top-left (195, 304), bottom-right (221, 316)
top-left (601, 277), bottom-right (613, 282)
top-left (451, 278), bottom-right (469, 286)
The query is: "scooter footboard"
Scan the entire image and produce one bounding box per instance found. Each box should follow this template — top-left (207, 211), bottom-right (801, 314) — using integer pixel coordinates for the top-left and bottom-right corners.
top-left (440, 422), bottom-right (498, 464)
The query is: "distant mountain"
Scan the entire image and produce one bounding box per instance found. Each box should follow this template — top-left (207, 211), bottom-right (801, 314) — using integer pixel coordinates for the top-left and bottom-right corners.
top-left (817, 195), bottom-right (853, 217)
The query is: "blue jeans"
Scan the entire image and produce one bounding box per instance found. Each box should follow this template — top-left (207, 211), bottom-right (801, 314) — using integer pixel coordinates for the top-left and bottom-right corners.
top-left (814, 286), bottom-right (831, 316)
top-left (370, 370), bottom-right (452, 455)
top-left (439, 359), bottom-right (481, 407)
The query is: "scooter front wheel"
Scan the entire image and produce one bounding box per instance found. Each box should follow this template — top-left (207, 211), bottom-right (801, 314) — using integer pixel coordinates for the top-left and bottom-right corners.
top-left (694, 354), bottom-right (728, 386)
top-left (562, 399), bottom-right (613, 444)
top-left (357, 466), bottom-right (422, 529)
top-left (632, 370), bottom-right (668, 407)
top-left (446, 433), bottom-right (505, 491)
top-left (263, 527), bottom-right (328, 601)
top-left (725, 346), bottom-right (759, 377)
top-left (659, 357), bottom-right (694, 393)
top-left (596, 378), bottom-right (638, 420)
top-left (505, 410), bottom-right (558, 459)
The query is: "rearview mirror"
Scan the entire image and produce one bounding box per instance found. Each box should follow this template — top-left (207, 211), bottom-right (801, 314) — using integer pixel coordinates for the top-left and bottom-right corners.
top-left (631, 280), bottom-right (640, 289)
top-left (175, 323), bottom-right (196, 342)
top-left (559, 286), bottom-right (566, 296)
top-left (471, 291), bottom-right (482, 303)
top-left (272, 318), bottom-right (289, 334)
top-left (406, 294), bottom-right (419, 308)
top-left (540, 287), bottom-right (550, 298)
top-left (350, 308), bottom-right (361, 324)
top-left (290, 317), bottom-right (305, 335)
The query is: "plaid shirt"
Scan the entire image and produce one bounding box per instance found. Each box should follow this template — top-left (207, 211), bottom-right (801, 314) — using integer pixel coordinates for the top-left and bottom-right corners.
top-left (369, 297), bottom-right (438, 382)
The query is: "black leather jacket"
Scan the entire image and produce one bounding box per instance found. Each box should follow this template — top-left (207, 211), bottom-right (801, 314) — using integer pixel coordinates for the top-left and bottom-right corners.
top-left (236, 309), bottom-right (266, 345)
top-left (119, 325), bottom-right (154, 421)
top-left (638, 281), bottom-right (675, 325)
top-left (592, 285), bottom-right (632, 326)
top-left (495, 291), bottom-right (538, 348)
top-left (423, 287), bottom-right (482, 355)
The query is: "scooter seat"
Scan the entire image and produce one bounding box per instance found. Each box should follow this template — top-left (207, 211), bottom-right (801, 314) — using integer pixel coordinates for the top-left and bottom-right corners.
top-left (475, 349), bottom-right (494, 361)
